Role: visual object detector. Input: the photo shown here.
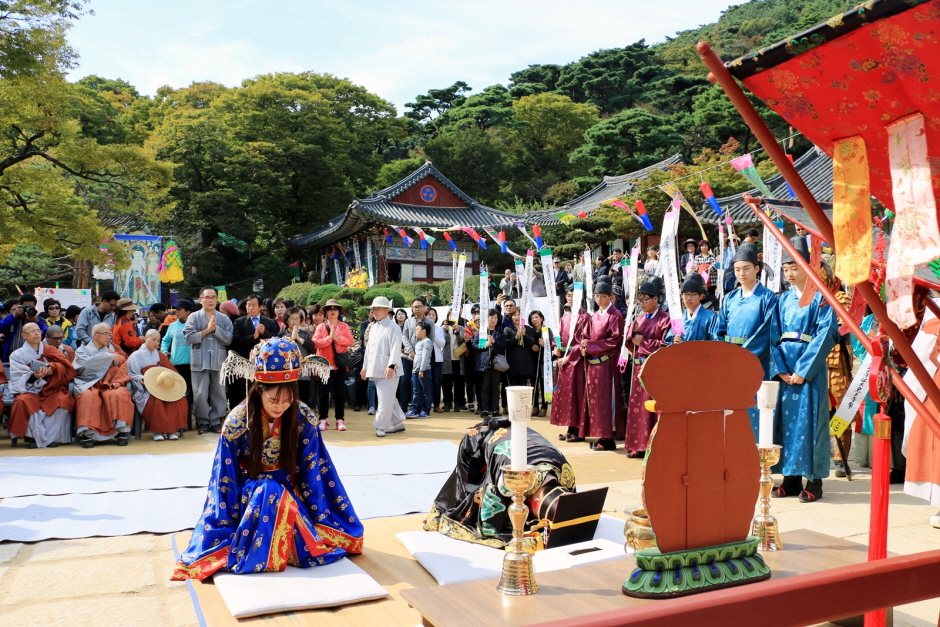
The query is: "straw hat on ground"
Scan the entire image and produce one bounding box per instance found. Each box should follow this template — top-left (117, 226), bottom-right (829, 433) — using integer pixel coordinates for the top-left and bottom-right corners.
top-left (143, 367), bottom-right (187, 402)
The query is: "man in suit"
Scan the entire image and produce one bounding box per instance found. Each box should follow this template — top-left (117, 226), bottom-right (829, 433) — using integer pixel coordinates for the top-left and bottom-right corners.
top-left (360, 296), bottom-right (406, 438)
top-left (229, 294), bottom-right (279, 407)
top-left (183, 286), bottom-right (234, 434)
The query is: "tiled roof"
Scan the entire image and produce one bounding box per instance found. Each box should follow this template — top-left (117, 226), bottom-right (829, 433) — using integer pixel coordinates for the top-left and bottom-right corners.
top-left (523, 153), bottom-right (684, 226)
top-left (291, 161), bottom-right (522, 249)
top-left (696, 148), bottom-right (832, 225)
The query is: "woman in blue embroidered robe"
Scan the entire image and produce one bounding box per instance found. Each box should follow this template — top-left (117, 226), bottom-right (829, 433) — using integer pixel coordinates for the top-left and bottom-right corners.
top-left (172, 383), bottom-right (363, 580)
top-left (666, 275), bottom-right (724, 343)
top-left (718, 244), bottom-right (779, 437)
top-left (769, 239), bottom-right (838, 502)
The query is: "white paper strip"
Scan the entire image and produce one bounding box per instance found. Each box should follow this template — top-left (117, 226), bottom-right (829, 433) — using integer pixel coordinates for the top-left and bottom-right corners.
top-left (450, 253), bottom-right (466, 322)
top-left (583, 248), bottom-right (594, 315)
top-left (660, 202), bottom-right (684, 335)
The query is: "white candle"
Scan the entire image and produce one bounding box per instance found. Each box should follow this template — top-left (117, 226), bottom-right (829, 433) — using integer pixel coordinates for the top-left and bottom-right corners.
top-left (505, 386), bottom-right (533, 471)
top-left (756, 381), bottom-right (779, 448)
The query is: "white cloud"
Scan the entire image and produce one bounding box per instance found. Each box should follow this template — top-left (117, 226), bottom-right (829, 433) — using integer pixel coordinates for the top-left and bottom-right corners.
top-left (67, 0), bottom-right (736, 109)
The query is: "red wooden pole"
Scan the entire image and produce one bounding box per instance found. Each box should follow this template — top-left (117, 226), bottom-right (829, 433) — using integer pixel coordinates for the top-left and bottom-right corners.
top-left (866, 416), bottom-right (892, 627)
top-left (698, 40), bottom-right (940, 437)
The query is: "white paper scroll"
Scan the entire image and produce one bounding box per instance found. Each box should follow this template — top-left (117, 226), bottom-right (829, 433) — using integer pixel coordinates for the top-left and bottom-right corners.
top-left (660, 201), bottom-right (684, 336)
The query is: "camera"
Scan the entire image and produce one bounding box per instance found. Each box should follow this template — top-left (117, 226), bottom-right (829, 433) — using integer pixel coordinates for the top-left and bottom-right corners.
top-left (24, 306), bottom-right (37, 318)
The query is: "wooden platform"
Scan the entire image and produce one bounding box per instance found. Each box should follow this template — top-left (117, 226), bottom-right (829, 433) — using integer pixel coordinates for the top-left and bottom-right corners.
top-left (175, 514), bottom-right (435, 626)
top-left (401, 529), bottom-right (877, 627)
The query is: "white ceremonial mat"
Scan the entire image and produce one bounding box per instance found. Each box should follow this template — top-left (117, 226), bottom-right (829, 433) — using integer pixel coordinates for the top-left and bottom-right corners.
top-left (0, 441), bottom-right (458, 498)
top-left (0, 453), bottom-right (214, 498)
top-left (340, 472), bottom-right (447, 520)
top-left (213, 558), bottom-right (389, 618)
top-left (328, 439), bottom-right (457, 476)
top-left (0, 487), bottom-right (207, 542)
top-left (0, 472), bottom-right (449, 541)
top-left (397, 514), bottom-right (628, 585)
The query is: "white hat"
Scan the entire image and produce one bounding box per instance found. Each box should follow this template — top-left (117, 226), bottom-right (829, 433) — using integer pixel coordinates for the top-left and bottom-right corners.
top-left (368, 296), bottom-right (393, 310)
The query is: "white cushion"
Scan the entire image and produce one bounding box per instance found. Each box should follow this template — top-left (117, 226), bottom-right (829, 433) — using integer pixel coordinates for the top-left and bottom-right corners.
top-left (397, 514), bottom-right (628, 585)
top-left (213, 558), bottom-right (388, 618)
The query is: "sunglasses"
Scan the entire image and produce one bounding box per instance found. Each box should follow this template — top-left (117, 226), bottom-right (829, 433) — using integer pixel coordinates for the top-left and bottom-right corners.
top-left (323, 307), bottom-right (338, 312)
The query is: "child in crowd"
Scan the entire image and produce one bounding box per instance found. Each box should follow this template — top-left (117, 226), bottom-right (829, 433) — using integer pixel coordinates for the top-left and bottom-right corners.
top-left (407, 320), bottom-right (433, 418)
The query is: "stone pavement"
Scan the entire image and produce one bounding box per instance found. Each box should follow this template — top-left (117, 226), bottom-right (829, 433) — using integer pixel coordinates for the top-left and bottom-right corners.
top-left (0, 411), bottom-right (938, 626)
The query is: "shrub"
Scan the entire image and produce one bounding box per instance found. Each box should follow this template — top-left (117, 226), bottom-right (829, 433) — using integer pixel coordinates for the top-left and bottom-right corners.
top-left (463, 274), bottom-right (480, 302)
top-left (363, 287), bottom-right (405, 308)
top-left (356, 306), bottom-right (370, 322)
top-left (438, 279), bottom-right (454, 304)
top-left (307, 284), bottom-right (343, 306)
top-left (334, 287), bottom-right (367, 305)
top-left (337, 299), bottom-right (358, 314)
top-left (277, 282), bottom-right (317, 306)
top-left (394, 282), bottom-right (429, 303)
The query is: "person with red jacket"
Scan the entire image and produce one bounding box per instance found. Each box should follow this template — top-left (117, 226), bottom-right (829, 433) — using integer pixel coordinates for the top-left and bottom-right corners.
top-left (312, 299), bottom-right (354, 431)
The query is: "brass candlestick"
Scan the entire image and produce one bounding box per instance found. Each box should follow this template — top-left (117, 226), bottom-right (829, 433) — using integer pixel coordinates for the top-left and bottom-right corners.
top-left (497, 466), bottom-right (539, 595)
top-left (752, 445), bottom-right (783, 551)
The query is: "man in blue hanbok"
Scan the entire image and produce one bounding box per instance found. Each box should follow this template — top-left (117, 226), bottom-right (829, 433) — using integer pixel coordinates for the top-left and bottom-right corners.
top-left (719, 243), bottom-right (779, 436)
top-left (666, 274), bottom-right (724, 343)
top-left (770, 237), bottom-right (838, 503)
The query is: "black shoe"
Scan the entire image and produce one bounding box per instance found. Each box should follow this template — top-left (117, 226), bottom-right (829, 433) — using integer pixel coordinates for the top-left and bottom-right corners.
top-left (455, 405), bottom-right (468, 412)
top-left (442, 405), bottom-right (451, 412)
top-left (209, 424), bottom-right (222, 434)
top-left (27, 441), bottom-right (38, 449)
top-left (799, 480), bottom-right (823, 503)
top-left (81, 437), bottom-right (94, 449)
top-left (48, 441), bottom-right (59, 448)
top-left (480, 411), bottom-right (489, 419)
top-left (353, 406), bottom-right (362, 412)
top-left (117, 434), bottom-right (129, 446)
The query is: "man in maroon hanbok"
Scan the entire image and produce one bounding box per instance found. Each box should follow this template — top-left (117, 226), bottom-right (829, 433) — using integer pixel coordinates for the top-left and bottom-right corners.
top-left (625, 280), bottom-right (671, 457)
top-left (552, 285), bottom-right (591, 442)
top-left (581, 277), bottom-right (624, 451)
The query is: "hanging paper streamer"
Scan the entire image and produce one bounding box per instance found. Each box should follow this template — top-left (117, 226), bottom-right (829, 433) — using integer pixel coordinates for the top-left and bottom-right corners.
top-left (607, 199), bottom-right (638, 219)
top-left (479, 267), bottom-right (490, 314)
top-left (412, 227), bottom-right (436, 247)
top-left (762, 220), bottom-right (784, 293)
top-left (482, 226), bottom-right (521, 257)
top-left (539, 248), bottom-right (562, 339)
top-left (513, 221), bottom-right (538, 248)
top-left (660, 201), bottom-right (685, 336)
top-left (566, 281), bottom-right (584, 356)
top-left (499, 231), bottom-right (508, 254)
top-left (618, 244), bottom-right (642, 371)
top-left (382, 228), bottom-right (394, 245)
top-left (450, 253), bottom-right (467, 322)
top-left (533, 225), bottom-right (543, 250)
top-left (634, 200), bottom-right (654, 231)
top-left (699, 182), bottom-right (723, 216)
top-left (391, 226), bottom-right (414, 247)
top-left (885, 114), bottom-right (940, 328)
top-left (541, 327), bottom-right (554, 403)
top-left (659, 183), bottom-right (707, 240)
top-left (784, 154), bottom-right (797, 199)
top-left (457, 226), bottom-right (488, 250)
top-left (417, 231), bottom-right (428, 249)
top-left (717, 224), bottom-right (726, 302)
top-left (725, 215), bottom-right (737, 255)
top-left (832, 136), bottom-right (872, 286)
top-left (442, 231), bottom-right (457, 250)
top-left (158, 241), bottom-right (185, 283)
top-left (729, 153), bottom-right (774, 198)
top-left (520, 250), bottom-right (535, 324)
top-left (553, 212), bottom-right (577, 225)
top-left (366, 238), bottom-right (375, 287)
top-left (583, 248), bottom-right (594, 315)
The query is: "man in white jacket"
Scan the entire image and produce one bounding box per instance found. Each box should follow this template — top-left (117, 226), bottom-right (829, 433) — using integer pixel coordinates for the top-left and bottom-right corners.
top-left (360, 297), bottom-right (406, 438)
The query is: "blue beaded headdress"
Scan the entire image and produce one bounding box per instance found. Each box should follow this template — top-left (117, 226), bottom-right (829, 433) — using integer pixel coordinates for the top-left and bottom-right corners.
top-left (220, 337), bottom-right (329, 385)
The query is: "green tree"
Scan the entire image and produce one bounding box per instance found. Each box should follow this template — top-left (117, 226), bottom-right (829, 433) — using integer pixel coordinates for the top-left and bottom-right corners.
top-left (374, 156), bottom-right (425, 189)
top-left (501, 93), bottom-right (598, 199)
top-left (570, 108), bottom-right (684, 178)
top-left (404, 81), bottom-right (471, 127)
top-left (0, 244), bottom-right (71, 298)
top-left (508, 64), bottom-right (561, 99)
top-left (554, 43), bottom-right (667, 114)
top-left (423, 127), bottom-right (506, 204)
top-left (0, 1), bottom-right (86, 79)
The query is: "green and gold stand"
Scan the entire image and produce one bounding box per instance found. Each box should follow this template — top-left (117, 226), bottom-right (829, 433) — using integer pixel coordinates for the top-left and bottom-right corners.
top-left (622, 536), bottom-right (770, 598)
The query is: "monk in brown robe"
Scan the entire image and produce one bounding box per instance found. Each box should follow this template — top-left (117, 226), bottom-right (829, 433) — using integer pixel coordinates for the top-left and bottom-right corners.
top-left (9, 323), bottom-right (76, 448)
top-left (73, 322), bottom-right (134, 448)
top-left (127, 329), bottom-right (187, 440)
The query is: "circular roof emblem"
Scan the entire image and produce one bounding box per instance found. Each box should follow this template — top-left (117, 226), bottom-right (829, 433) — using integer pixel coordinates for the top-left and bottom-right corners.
top-left (419, 185), bottom-right (436, 202)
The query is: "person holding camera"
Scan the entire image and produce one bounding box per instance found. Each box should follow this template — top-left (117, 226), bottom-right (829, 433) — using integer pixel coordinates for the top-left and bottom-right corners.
top-left (1, 297), bottom-right (48, 363)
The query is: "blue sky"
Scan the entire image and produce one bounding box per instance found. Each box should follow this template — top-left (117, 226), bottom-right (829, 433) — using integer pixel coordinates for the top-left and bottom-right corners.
top-left (66, 0), bottom-right (737, 112)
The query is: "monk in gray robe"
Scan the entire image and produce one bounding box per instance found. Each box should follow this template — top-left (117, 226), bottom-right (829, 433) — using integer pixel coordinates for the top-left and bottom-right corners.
top-left (73, 322), bottom-right (134, 448)
top-left (9, 323), bottom-right (75, 448)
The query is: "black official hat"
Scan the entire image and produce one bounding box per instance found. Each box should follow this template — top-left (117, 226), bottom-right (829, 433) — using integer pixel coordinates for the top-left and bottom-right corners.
top-left (781, 236), bottom-right (811, 265)
top-left (681, 274), bottom-right (706, 294)
top-left (732, 242), bottom-right (759, 265)
top-left (594, 276), bottom-right (614, 295)
top-left (638, 281), bottom-right (659, 297)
